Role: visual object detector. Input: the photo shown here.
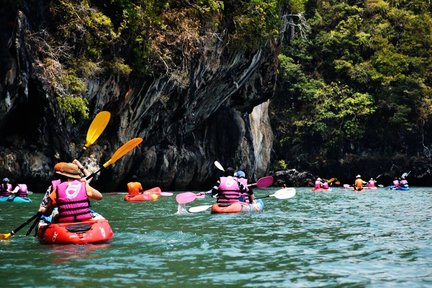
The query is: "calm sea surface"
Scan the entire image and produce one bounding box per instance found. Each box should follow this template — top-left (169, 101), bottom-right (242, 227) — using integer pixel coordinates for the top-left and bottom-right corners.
top-left (0, 187), bottom-right (431, 287)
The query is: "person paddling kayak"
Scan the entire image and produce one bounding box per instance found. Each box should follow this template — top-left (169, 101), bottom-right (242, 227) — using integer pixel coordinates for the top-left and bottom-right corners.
top-left (39, 160), bottom-right (102, 223)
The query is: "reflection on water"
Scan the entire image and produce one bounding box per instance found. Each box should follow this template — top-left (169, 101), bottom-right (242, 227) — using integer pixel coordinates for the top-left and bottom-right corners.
top-left (0, 188), bottom-right (431, 287)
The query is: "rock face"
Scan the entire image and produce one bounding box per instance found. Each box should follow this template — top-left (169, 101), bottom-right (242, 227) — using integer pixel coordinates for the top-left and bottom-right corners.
top-left (0, 4), bottom-right (278, 192)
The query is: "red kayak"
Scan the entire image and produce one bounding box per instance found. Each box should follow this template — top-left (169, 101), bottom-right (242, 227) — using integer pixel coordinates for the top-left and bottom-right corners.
top-left (210, 199), bottom-right (265, 214)
top-left (124, 187), bottom-right (162, 202)
top-left (37, 213), bottom-right (114, 244)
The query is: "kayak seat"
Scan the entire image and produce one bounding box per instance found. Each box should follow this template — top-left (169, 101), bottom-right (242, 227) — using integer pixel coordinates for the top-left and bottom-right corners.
top-left (66, 223), bottom-right (92, 233)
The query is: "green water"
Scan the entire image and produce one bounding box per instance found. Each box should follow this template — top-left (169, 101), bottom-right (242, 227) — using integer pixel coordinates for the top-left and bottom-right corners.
top-left (0, 187), bottom-right (431, 287)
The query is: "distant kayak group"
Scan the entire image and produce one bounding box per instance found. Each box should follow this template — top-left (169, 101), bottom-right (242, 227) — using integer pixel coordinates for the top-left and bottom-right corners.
top-left (0, 178), bottom-right (32, 203)
top-left (312, 173), bottom-right (410, 192)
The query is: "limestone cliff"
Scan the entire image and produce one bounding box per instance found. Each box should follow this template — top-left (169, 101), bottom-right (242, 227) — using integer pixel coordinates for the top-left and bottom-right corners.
top-left (0, 2), bottom-right (278, 191)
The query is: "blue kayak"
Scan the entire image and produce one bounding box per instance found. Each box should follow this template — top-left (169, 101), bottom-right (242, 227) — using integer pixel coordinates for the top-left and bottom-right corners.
top-left (0, 196), bottom-right (32, 203)
top-left (390, 185), bottom-right (410, 191)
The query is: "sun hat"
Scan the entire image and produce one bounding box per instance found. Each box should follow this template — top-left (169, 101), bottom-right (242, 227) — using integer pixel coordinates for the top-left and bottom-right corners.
top-left (54, 162), bottom-right (81, 179)
top-left (2, 177), bottom-right (9, 182)
top-left (356, 174), bottom-right (361, 178)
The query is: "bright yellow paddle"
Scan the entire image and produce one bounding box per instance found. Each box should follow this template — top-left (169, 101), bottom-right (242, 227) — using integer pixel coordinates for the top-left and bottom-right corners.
top-left (85, 137), bottom-right (143, 180)
top-left (77, 111), bottom-right (111, 159)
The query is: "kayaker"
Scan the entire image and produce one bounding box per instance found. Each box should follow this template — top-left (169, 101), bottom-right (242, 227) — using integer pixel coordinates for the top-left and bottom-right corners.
top-left (39, 160), bottom-right (101, 223)
top-left (127, 175), bottom-right (144, 196)
top-left (235, 170), bottom-right (255, 203)
top-left (211, 167), bottom-right (245, 204)
top-left (11, 183), bottom-right (29, 198)
top-left (366, 178), bottom-right (377, 188)
top-left (392, 177), bottom-right (400, 189)
top-left (0, 178), bottom-right (13, 197)
top-left (400, 176), bottom-right (409, 188)
top-left (314, 178), bottom-right (323, 190)
top-left (353, 174), bottom-right (365, 191)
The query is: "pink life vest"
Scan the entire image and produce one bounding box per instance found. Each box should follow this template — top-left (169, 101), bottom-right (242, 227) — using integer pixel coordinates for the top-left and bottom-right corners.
top-left (400, 179), bottom-right (408, 186)
top-left (217, 176), bottom-right (242, 203)
top-left (322, 182), bottom-right (329, 189)
top-left (56, 180), bottom-right (92, 222)
top-left (0, 183), bottom-right (12, 197)
top-left (16, 184), bottom-right (29, 198)
top-left (393, 179), bottom-right (400, 187)
top-left (314, 180), bottom-right (321, 189)
top-left (237, 178), bottom-right (250, 203)
top-left (366, 181), bottom-right (376, 188)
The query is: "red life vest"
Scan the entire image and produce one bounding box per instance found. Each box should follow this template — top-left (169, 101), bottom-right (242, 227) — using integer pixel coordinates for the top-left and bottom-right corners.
top-left (56, 180), bottom-right (92, 222)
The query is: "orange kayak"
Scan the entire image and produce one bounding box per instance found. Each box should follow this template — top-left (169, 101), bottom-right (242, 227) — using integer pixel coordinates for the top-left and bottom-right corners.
top-left (37, 213), bottom-right (114, 244)
top-left (124, 187), bottom-right (162, 202)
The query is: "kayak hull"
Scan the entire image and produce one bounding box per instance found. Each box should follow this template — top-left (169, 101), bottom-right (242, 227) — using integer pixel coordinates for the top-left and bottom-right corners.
top-left (0, 196), bottom-right (32, 203)
top-left (124, 187), bottom-right (162, 202)
top-left (37, 214), bottom-right (114, 244)
top-left (390, 186), bottom-right (410, 191)
top-left (211, 199), bottom-right (264, 214)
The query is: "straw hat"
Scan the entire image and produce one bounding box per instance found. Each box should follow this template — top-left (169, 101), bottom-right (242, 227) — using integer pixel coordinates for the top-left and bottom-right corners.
top-left (54, 162), bottom-right (81, 179)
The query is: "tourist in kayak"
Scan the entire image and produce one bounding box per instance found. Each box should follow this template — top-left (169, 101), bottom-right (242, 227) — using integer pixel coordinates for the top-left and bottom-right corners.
top-left (400, 176), bottom-right (409, 188)
top-left (391, 177), bottom-right (400, 189)
top-left (366, 178), bottom-right (377, 189)
top-left (0, 178), bottom-right (13, 197)
top-left (353, 175), bottom-right (365, 191)
top-left (235, 170), bottom-right (255, 203)
top-left (127, 175), bottom-right (144, 196)
top-left (38, 160), bottom-right (101, 222)
top-left (11, 183), bottom-right (30, 198)
top-left (211, 167), bottom-right (246, 204)
top-left (314, 178), bottom-right (323, 190)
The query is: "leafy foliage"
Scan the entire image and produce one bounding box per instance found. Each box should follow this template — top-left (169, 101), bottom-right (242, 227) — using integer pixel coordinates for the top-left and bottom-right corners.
top-left (271, 0), bottom-right (432, 172)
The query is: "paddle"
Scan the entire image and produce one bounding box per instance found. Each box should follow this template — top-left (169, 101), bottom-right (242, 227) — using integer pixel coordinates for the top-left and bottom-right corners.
top-left (256, 187), bottom-right (296, 199)
top-left (0, 212), bottom-right (41, 240)
top-left (176, 192), bottom-right (199, 205)
top-left (214, 160), bottom-right (225, 172)
top-left (249, 176), bottom-right (273, 188)
top-left (85, 137), bottom-right (143, 180)
top-left (77, 111), bottom-right (111, 159)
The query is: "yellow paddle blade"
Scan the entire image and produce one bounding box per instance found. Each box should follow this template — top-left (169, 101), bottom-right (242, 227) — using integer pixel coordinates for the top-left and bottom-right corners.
top-left (328, 178), bottom-right (336, 183)
top-left (0, 232), bottom-right (12, 240)
top-left (102, 138), bottom-right (143, 168)
top-left (84, 111), bottom-right (111, 148)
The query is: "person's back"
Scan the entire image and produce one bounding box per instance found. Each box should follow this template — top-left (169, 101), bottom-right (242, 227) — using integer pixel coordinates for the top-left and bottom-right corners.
top-left (354, 175), bottom-right (364, 191)
top-left (366, 178), bottom-right (376, 188)
top-left (44, 161), bottom-right (102, 223)
top-left (127, 175), bottom-right (143, 196)
top-left (393, 177), bottom-right (400, 188)
top-left (314, 178), bottom-right (322, 189)
top-left (0, 178), bottom-right (12, 197)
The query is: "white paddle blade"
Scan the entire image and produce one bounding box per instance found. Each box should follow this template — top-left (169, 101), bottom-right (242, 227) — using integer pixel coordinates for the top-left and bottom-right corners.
top-left (272, 188), bottom-right (296, 199)
top-left (214, 161), bottom-right (225, 172)
top-left (188, 205), bottom-right (212, 213)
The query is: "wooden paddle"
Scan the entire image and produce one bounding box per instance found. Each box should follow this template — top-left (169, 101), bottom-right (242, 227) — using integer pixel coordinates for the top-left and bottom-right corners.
top-left (77, 111), bottom-right (111, 159)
